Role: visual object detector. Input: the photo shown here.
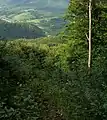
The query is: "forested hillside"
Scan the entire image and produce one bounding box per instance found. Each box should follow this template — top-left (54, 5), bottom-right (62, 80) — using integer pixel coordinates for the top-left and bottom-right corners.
top-left (0, 20), bottom-right (46, 39)
top-left (1, 0), bottom-right (107, 120)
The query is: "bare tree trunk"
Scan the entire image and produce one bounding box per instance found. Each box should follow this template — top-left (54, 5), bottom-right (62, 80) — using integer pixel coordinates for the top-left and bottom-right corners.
top-left (88, 0), bottom-right (92, 69)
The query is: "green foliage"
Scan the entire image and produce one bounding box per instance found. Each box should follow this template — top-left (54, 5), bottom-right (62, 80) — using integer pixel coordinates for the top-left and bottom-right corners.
top-left (0, 40), bottom-right (68, 120)
top-left (1, 31), bottom-right (107, 120)
top-left (63, 0), bottom-right (107, 119)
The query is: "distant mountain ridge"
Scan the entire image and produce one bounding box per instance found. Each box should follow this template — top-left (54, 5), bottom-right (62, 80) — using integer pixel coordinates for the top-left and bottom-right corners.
top-left (0, 0), bottom-right (69, 9)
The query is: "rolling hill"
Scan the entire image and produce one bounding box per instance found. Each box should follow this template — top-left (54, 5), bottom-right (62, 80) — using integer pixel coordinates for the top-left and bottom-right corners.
top-left (0, 0), bottom-right (69, 16)
top-left (0, 19), bottom-right (46, 39)
top-left (0, 0), bottom-right (68, 37)
top-left (0, 0), bottom-right (68, 9)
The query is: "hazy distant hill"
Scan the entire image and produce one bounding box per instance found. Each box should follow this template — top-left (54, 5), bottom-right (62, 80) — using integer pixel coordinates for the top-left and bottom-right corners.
top-left (0, 0), bottom-right (68, 36)
top-left (0, 0), bottom-right (69, 19)
top-left (0, 19), bottom-right (46, 39)
top-left (0, 0), bottom-right (68, 9)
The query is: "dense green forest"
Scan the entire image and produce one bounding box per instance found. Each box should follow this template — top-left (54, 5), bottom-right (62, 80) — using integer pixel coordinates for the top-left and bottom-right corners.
top-left (0, 0), bottom-right (107, 120)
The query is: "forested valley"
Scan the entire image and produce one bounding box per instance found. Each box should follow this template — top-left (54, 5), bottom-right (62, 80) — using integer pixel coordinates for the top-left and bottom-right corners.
top-left (0, 0), bottom-right (107, 120)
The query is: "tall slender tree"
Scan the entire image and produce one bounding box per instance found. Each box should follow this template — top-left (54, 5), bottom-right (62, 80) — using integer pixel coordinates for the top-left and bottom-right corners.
top-left (88, 0), bottom-right (92, 69)
top-left (66, 0), bottom-right (107, 69)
